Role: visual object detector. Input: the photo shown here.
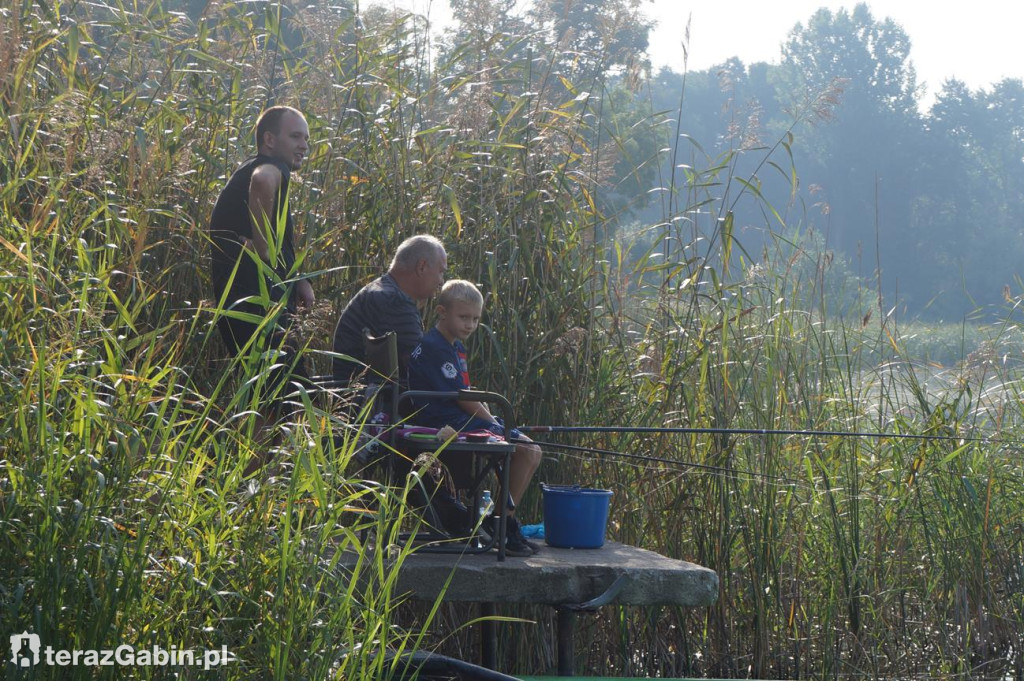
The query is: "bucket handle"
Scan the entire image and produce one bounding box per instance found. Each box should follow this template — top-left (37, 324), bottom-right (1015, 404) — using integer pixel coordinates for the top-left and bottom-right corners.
top-left (540, 483), bottom-right (583, 493)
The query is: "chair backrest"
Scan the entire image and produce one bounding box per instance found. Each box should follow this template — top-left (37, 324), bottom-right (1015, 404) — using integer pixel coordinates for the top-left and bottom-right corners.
top-left (362, 328), bottom-right (399, 385)
top-left (361, 329), bottom-right (401, 433)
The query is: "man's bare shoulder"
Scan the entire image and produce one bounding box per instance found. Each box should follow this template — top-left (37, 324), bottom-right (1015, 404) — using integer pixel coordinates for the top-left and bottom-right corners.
top-left (249, 163), bottom-right (283, 191)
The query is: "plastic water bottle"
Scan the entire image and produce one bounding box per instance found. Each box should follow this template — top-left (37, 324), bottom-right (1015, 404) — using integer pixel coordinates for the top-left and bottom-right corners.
top-left (475, 490), bottom-right (494, 548)
top-left (478, 490), bottom-right (493, 522)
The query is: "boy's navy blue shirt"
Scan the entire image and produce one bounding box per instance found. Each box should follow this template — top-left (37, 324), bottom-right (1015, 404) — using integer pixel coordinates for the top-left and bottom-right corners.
top-left (408, 327), bottom-right (521, 439)
top-left (408, 327), bottom-right (510, 434)
top-left (407, 327), bottom-right (474, 429)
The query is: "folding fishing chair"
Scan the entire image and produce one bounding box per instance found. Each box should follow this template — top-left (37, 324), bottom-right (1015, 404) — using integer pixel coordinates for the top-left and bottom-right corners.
top-left (357, 330), bottom-right (514, 561)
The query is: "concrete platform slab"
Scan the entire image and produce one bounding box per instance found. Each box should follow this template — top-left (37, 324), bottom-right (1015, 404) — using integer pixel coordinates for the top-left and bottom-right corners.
top-left (347, 542), bottom-right (718, 608)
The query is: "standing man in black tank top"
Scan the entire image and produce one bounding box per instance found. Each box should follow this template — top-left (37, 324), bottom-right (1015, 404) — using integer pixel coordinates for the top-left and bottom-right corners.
top-left (209, 106), bottom-right (315, 462)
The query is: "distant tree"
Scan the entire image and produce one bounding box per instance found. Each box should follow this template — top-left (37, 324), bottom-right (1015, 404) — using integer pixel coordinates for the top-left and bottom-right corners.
top-left (912, 81), bottom-right (976, 270)
top-left (923, 78), bottom-right (1024, 313)
top-left (778, 3), bottom-right (918, 119)
top-left (775, 3), bottom-right (927, 312)
top-left (432, 0), bottom-right (656, 246)
top-left (980, 79), bottom-right (1024, 217)
top-left (440, 0), bottom-right (532, 74)
top-left (527, 0), bottom-right (652, 86)
top-left (622, 59), bottom-right (797, 255)
top-left (445, 0), bottom-right (530, 48)
top-left (591, 75), bottom-right (669, 229)
top-left (437, 0), bottom-right (533, 137)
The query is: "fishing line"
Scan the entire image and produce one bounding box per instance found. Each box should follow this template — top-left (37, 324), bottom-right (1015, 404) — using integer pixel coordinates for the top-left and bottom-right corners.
top-left (518, 421), bottom-right (1023, 490)
top-left (526, 438), bottom-right (808, 489)
top-left (518, 424), bottom-right (1023, 447)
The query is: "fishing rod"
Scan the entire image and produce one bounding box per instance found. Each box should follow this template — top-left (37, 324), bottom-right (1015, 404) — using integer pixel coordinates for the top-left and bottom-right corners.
top-left (528, 438), bottom-right (807, 487)
top-left (517, 424), bottom-right (1021, 447)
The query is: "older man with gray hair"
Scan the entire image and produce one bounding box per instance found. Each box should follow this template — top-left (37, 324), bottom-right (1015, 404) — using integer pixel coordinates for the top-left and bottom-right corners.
top-left (332, 234), bottom-right (447, 383)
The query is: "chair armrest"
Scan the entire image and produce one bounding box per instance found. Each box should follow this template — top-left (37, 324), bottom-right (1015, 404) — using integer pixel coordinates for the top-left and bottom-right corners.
top-left (397, 390), bottom-right (516, 432)
top-left (309, 375), bottom-right (348, 390)
top-left (457, 390), bottom-right (513, 427)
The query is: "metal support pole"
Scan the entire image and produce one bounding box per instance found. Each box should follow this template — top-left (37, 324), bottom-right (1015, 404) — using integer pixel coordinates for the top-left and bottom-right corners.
top-left (556, 608), bottom-right (576, 676)
top-left (481, 602), bottom-right (497, 670)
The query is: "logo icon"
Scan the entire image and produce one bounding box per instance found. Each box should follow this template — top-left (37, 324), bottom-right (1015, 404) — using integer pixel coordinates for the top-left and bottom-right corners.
top-left (441, 361), bottom-right (457, 379)
top-left (9, 632), bottom-right (40, 667)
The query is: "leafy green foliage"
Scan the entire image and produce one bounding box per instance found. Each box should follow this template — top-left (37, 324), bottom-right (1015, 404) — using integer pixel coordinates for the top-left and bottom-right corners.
top-left (5, 0), bottom-right (1024, 678)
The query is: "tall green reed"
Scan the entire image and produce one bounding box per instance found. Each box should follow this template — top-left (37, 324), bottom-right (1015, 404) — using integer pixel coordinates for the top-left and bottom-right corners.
top-left (8, 0), bottom-right (1024, 677)
top-left (0, 2), bottom-right (492, 679)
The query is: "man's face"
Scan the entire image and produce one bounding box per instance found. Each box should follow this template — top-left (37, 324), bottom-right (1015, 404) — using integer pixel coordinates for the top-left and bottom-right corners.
top-left (264, 112), bottom-right (310, 170)
top-left (415, 251), bottom-right (447, 301)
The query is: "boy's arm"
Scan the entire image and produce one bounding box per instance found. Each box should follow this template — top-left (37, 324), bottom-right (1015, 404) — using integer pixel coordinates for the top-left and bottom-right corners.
top-left (457, 398), bottom-right (495, 423)
top-left (455, 339), bottom-right (496, 423)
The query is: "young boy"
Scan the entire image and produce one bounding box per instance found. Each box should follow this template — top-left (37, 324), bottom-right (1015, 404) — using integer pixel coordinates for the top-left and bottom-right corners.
top-left (407, 280), bottom-right (542, 556)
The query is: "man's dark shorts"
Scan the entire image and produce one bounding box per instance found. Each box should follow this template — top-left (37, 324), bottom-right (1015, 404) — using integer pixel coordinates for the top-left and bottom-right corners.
top-left (216, 302), bottom-right (309, 409)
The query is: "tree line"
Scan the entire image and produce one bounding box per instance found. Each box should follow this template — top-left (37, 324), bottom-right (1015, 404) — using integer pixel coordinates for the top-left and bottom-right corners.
top-left (35, 0), bottom-right (1024, 325)
top-left (414, 0), bottom-right (1024, 321)
top-left (599, 3), bottom-right (1024, 320)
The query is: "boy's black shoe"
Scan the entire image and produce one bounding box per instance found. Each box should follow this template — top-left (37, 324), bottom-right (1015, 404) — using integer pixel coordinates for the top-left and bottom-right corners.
top-left (504, 531), bottom-right (534, 557)
top-left (483, 514), bottom-right (533, 557)
top-left (507, 516), bottom-right (540, 555)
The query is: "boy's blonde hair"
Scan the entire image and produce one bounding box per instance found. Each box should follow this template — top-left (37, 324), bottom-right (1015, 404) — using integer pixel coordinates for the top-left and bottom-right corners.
top-left (437, 279), bottom-right (483, 309)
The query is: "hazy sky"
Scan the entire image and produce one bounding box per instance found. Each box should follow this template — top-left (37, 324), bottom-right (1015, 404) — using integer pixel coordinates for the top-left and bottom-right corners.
top-left (645, 0), bottom-right (1022, 98)
top-left (369, 0), bottom-right (1023, 102)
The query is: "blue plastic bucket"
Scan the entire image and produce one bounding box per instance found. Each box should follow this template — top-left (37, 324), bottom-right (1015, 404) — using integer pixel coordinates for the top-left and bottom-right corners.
top-left (541, 484), bottom-right (613, 548)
